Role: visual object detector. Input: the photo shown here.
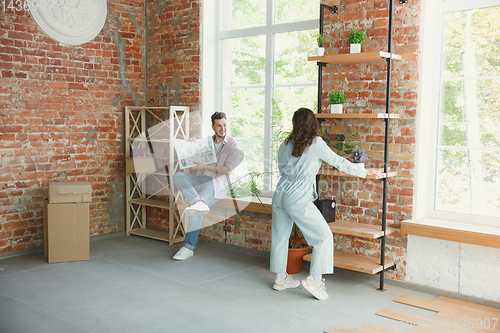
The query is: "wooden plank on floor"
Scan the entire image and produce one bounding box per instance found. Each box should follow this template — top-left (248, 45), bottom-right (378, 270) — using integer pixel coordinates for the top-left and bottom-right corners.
top-left (431, 296), bottom-right (500, 318)
top-left (326, 325), bottom-right (403, 333)
top-left (394, 296), bottom-right (442, 312)
top-left (377, 308), bottom-right (431, 329)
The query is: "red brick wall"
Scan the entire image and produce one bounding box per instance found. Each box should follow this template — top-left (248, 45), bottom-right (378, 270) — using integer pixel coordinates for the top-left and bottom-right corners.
top-left (1, 0), bottom-right (422, 283)
top-left (144, 0), bottom-right (202, 232)
top-left (317, 0), bottom-right (421, 279)
top-left (0, 1), bottom-right (146, 253)
top-left (146, 0), bottom-right (201, 108)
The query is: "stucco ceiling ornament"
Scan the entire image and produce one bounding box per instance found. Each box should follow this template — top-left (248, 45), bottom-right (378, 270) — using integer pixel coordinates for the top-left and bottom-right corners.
top-left (29, 0), bottom-right (107, 45)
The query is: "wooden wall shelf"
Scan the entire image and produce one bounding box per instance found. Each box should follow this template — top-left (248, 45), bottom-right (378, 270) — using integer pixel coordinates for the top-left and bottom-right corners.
top-left (329, 221), bottom-right (395, 239)
top-left (304, 251), bottom-right (395, 275)
top-left (316, 113), bottom-right (399, 119)
top-left (318, 166), bottom-right (397, 179)
top-left (308, 51), bottom-right (402, 65)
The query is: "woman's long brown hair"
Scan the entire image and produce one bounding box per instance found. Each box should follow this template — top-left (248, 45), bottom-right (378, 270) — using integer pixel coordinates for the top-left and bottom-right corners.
top-left (284, 108), bottom-right (320, 157)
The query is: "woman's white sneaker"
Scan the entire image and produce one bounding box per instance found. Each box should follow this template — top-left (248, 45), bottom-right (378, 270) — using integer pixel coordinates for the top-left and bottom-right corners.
top-left (273, 274), bottom-right (300, 291)
top-left (172, 247), bottom-right (194, 260)
top-left (301, 275), bottom-right (329, 300)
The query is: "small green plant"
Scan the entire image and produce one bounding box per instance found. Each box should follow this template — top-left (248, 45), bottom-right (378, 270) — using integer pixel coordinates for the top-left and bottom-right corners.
top-left (317, 33), bottom-right (325, 47)
top-left (225, 171), bottom-right (273, 214)
top-left (290, 223), bottom-right (307, 249)
top-left (328, 90), bottom-right (346, 105)
top-left (347, 30), bottom-right (367, 44)
top-left (334, 133), bottom-right (360, 155)
top-left (321, 126), bottom-right (360, 156)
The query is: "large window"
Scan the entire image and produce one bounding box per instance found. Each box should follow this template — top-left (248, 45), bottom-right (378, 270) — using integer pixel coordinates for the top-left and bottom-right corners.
top-left (215, 0), bottom-right (319, 192)
top-left (419, 0), bottom-right (500, 224)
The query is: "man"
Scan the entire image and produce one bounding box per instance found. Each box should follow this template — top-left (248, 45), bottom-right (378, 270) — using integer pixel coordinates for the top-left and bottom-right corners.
top-left (172, 112), bottom-right (243, 260)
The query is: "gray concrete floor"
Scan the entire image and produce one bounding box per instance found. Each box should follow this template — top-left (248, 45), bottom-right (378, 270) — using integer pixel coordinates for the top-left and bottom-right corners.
top-left (0, 235), bottom-right (444, 333)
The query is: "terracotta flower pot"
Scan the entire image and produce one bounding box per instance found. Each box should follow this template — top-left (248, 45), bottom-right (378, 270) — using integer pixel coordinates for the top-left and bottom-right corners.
top-left (287, 246), bottom-right (308, 274)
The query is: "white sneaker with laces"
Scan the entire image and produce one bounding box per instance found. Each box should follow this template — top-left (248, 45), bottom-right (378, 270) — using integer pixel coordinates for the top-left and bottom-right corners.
top-left (172, 247), bottom-right (194, 260)
top-left (272, 274), bottom-right (300, 291)
top-left (301, 275), bottom-right (329, 300)
top-left (185, 201), bottom-right (210, 216)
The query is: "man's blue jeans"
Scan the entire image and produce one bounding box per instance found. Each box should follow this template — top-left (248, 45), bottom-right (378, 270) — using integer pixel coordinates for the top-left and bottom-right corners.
top-left (172, 172), bottom-right (221, 250)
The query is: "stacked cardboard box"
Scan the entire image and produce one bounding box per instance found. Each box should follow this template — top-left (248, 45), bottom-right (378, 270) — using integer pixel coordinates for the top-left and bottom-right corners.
top-left (43, 182), bottom-right (92, 263)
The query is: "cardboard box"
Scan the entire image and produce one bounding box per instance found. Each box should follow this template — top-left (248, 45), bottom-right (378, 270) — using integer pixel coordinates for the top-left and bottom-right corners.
top-left (126, 157), bottom-right (159, 174)
top-left (44, 200), bottom-right (90, 263)
top-left (48, 181), bottom-right (92, 204)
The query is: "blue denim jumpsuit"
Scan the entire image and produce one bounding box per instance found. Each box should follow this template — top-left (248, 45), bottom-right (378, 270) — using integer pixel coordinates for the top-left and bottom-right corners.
top-left (270, 137), bottom-right (367, 275)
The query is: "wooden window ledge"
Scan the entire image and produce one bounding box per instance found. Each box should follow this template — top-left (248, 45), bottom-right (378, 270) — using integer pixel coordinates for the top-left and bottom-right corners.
top-left (213, 196), bottom-right (272, 215)
top-left (401, 218), bottom-right (500, 249)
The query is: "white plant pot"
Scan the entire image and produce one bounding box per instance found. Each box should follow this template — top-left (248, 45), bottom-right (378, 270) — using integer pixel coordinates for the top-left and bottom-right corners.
top-left (316, 47), bottom-right (325, 56)
top-left (330, 104), bottom-right (343, 114)
top-left (350, 43), bottom-right (361, 53)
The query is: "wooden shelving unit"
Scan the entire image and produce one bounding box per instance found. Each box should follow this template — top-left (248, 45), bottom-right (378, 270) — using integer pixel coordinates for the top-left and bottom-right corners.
top-left (308, 50), bottom-right (402, 65)
top-left (310, 2), bottom-right (404, 287)
top-left (125, 106), bottom-right (190, 245)
top-left (318, 166), bottom-right (397, 179)
top-left (316, 113), bottom-right (400, 119)
top-left (328, 221), bottom-right (395, 239)
top-left (304, 251), bottom-right (395, 275)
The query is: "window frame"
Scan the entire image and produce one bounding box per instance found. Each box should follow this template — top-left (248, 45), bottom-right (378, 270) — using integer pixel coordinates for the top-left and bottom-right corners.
top-left (202, 0), bottom-right (318, 194)
top-left (417, 0), bottom-right (500, 226)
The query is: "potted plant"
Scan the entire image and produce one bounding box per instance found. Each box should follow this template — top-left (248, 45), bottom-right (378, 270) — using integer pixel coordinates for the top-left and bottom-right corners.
top-left (333, 133), bottom-right (360, 156)
top-left (350, 148), bottom-right (368, 165)
top-left (321, 127), bottom-right (360, 157)
top-left (328, 89), bottom-right (346, 114)
top-left (347, 29), bottom-right (366, 53)
top-left (225, 171), bottom-right (309, 274)
top-left (287, 223), bottom-right (308, 274)
top-left (316, 33), bottom-right (326, 56)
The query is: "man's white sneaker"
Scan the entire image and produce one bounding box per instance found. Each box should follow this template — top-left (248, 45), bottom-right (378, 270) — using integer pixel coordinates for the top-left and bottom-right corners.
top-left (273, 274), bottom-right (300, 291)
top-left (301, 275), bottom-right (329, 300)
top-left (172, 247), bottom-right (194, 260)
top-left (185, 201), bottom-right (210, 216)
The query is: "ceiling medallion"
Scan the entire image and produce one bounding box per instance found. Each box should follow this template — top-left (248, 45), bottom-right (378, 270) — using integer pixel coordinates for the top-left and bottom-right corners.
top-left (29, 0), bottom-right (107, 45)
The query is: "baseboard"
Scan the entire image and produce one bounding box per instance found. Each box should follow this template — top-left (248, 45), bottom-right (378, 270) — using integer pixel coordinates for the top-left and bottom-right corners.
top-left (198, 238), bottom-right (270, 259)
top-left (0, 231), bottom-right (127, 259)
top-left (329, 265), bottom-right (500, 310)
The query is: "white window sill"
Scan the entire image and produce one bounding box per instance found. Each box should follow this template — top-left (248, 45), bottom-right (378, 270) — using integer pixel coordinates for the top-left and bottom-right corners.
top-left (401, 218), bottom-right (500, 249)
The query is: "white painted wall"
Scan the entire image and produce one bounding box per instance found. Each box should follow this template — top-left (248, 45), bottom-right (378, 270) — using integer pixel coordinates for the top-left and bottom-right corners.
top-left (406, 235), bottom-right (500, 302)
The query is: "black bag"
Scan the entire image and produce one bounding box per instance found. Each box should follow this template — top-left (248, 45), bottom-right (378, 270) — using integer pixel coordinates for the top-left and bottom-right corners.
top-left (314, 199), bottom-right (336, 223)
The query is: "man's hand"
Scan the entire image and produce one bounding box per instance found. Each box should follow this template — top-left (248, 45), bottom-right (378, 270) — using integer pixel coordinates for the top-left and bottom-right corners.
top-left (191, 162), bottom-right (206, 170)
top-left (187, 136), bottom-right (197, 142)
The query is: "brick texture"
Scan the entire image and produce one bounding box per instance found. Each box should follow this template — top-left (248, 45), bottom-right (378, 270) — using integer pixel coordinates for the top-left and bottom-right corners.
top-left (317, 0), bottom-right (421, 280)
top-left (0, 0), bottom-right (146, 253)
top-left (142, 0), bottom-right (421, 281)
top-left (146, 0), bottom-right (201, 109)
top-left (1, 0), bottom-right (421, 283)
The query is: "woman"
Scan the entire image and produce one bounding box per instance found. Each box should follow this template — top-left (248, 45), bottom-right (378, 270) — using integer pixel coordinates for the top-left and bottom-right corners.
top-left (270, 108), bottom-right (378, 300)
